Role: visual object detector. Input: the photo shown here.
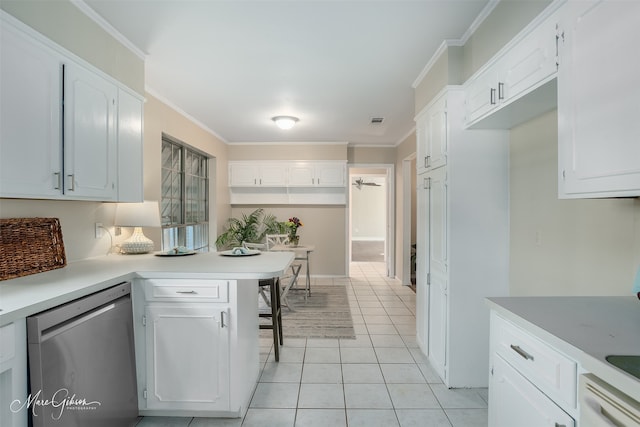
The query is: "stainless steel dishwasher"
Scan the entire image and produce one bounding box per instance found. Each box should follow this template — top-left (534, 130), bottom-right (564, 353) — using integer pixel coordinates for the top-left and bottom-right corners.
top-left (27, 282), bottom-right (138, 427)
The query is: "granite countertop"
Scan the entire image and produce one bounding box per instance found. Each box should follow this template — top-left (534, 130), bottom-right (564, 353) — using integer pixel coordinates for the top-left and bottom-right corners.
top-left (487, 296), bottom-right (640, 402)
top-left (0, 251), bottom-right (294, 325)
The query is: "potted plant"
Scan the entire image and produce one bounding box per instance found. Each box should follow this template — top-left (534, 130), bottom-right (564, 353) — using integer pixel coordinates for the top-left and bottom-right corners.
top-left (215, 208), bottom-right (284, 249)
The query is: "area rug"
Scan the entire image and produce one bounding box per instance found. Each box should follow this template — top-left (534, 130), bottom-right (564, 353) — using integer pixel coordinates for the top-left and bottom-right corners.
top-left (280, 284), bottom-right (355, 339)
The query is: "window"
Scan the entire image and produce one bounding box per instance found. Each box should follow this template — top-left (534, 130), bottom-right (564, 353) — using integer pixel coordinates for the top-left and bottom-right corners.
top-left (161, 135), bottom-right (209, 251)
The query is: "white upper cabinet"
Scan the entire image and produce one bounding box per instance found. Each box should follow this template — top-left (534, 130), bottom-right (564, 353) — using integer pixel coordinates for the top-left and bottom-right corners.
top-left (229, 162), bottom-right (287, 187)
top-left (0, 22), bottom-right (62, 199)
top-left (557, 0), bottom-right (640, 198)
top-left (416, 93), bottom-right (448, 174)
top-left (465, 6), bottom-right (561, 129)
top-left (63, 62), bottom-right (118, 200)
top-left (289, 162), bottom-right (345, 187)
top-left (0, 12), bottom-right (144, 202)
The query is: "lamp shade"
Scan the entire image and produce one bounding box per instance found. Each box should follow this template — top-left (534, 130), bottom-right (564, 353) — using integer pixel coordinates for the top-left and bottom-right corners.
top-left (115, 201), bottom-right (161, 228)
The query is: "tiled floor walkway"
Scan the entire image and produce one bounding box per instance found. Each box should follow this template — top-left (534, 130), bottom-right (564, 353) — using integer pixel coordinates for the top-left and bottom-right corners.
top-left (138, 262), bottom-right (488, 427)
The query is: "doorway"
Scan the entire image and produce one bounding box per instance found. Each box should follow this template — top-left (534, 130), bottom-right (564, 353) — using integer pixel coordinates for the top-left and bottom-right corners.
top-left (348, 165), bottom-right (394, 278)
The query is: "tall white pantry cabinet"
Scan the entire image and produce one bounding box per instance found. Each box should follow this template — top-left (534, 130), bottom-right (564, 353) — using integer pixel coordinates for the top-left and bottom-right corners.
top-left (415, 88), bottom-right (509, 388)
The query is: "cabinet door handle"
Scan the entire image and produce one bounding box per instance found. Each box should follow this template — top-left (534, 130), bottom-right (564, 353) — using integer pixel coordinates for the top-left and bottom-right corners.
top-left (67, 174), bottom-right (75, 191)
top-left (176, 290), bottom-right (197, 294)
top-left (510, 344), bottom-right (534, 361)
top-left (220, 311), bottom-right (226, 328)
top-left (498, 82), bottom-right (504, 100)
top-left (490, 88), bottom-right (496, 105)
top-left (554, 424), bottom-right (567, 427)
top-left (53, 172), bottom-right (61, 190)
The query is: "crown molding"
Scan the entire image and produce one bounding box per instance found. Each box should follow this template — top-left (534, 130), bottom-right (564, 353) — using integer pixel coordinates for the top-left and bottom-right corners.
top-left (146, 86), bottom-right (229, 144)
top-left (394, 126), bottom-right (417, 147)
top-left (411, 0), bottom-right (501, 89)
top-left (228, 141), bottom-right (349, 146)
top-left (71, 0), bottom-right (146, 60)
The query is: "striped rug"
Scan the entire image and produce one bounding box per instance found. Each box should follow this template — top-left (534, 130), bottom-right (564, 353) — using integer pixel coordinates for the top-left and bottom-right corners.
top-left (280, 284), bottom-right (355, 339)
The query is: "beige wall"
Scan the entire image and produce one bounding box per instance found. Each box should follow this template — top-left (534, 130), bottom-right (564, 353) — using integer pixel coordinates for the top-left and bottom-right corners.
top-left (414, 46), bottom-right (465, 114)
top-left (1, 0), bottom-right (144, 94)
top-left (348, 146), bottom-right (396, 164)
top-left (461, 0), bottom-right (551, 81)
top-left (394, 132), bottom-right (417, 283)
top-left (509, 110), bottom-right (640, 296)
top-left (229, 206), bottom-right (346, 277)
top-left (228, 144), bottom-right (347, 161)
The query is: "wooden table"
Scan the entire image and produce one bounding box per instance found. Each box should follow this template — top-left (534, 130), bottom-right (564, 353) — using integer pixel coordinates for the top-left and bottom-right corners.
top-left (271, 244), bottom-right (315, 298)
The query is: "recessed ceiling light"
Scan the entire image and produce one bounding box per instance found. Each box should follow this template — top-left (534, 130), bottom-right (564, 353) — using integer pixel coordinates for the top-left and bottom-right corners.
top-left (272, 116), bottom-right (299, 130)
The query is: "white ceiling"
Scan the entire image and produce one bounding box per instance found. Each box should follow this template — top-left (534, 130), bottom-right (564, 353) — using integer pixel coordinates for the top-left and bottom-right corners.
top-left (82, 0), bottom-right (490, 146)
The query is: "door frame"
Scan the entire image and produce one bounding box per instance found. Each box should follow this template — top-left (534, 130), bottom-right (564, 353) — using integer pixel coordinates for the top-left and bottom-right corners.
top-left (401, 153), bottom-right (416, 285)
top-left (347, 163), bottom-right (395, 278)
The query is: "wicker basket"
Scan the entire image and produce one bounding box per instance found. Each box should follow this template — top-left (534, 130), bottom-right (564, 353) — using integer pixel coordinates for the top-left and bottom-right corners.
top-left (0, 218), bottom-right (67, 281)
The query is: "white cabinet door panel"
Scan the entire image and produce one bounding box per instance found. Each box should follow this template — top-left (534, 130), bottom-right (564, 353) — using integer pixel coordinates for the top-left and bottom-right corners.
top-left (489, 354), bottom-right (575, 427)
top-left (465, 67), bottom-right (499, 124)
top-left (415, 174), bottom-right (430, 354)
top-left (145, 305), bottom-right (230, 411)
top-left (229, 163), bottom-right (257, 186)
top-left (558, 0), bottom-right (640, 197)
top-left (501, 10), bottom-right (557, 103)
top-left (259, 164), bottom-right (287, 186)
top-left (316, 163), bottom-right (345, 186)
top-left (117, 89), bottom-right (144, 202)
top-left (288, 164), bottom-right (315, 186)
top-left (64, 63), bottom-right (117, 200)
top-left (427, 166), bottom-right (448, 382)
top-left (0, 24), bottom-right (62, 198)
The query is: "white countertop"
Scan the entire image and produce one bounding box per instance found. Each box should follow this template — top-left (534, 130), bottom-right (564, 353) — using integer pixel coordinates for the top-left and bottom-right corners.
top-left (0, 251), bottom-right (294, 325)
top-left (487, 296), bottom-right (640, 401)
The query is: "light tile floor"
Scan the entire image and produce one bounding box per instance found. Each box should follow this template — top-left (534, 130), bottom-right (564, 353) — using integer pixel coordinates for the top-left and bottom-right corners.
top-left (137, 262), bottom-right (488, 427)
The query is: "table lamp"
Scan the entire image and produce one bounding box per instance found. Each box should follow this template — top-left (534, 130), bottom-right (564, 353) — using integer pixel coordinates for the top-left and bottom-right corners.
top-left (115, 201), bottom-right (161, 254)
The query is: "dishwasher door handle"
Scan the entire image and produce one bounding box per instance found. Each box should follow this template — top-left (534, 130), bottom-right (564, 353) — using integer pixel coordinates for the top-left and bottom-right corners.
top-left (41, 302), bottom-right (117, 342)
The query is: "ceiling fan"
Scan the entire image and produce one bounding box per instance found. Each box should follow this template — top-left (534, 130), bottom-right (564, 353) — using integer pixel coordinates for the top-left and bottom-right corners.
top-left (352, 177), bottom-right (381, 190)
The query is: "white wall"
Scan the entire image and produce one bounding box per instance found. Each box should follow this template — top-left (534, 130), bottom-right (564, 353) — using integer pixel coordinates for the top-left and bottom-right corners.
top-left (351, 177), bottom-right (386, 240)
top-left (509, 110), bottom-right (640, 296)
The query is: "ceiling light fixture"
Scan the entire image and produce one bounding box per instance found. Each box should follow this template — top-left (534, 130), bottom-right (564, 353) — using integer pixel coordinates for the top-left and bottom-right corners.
top-left (272, 116), bottom-right (299, 130)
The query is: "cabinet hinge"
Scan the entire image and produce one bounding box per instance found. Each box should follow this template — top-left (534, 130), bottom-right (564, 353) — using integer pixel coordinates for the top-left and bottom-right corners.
top-left (143, 389), bottom-right (148, 399)
top-left (490, 366), bottom-right (494, 376)
top-left (427, 272), bottom-right (431, 285)
top-left (142, 315), bottom-right (146, 326)
top-left (423, 177), bottom-right (431, 190)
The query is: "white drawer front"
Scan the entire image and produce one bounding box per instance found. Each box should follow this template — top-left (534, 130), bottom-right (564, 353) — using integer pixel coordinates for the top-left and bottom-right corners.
top-left (144, 279), bottom-right (229, 302)
top-left (0, 323), bottom-right (15, 364)
top-left (494, 314), bottom-right (577, 408)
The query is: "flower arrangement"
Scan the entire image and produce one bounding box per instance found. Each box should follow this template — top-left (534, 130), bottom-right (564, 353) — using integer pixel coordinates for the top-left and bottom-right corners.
top-left (285, 216), bottom-right (303, 245)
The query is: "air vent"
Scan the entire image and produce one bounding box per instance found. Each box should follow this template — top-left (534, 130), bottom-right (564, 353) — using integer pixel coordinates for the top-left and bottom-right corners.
top-left (370, 117), bottom-right (384, 124)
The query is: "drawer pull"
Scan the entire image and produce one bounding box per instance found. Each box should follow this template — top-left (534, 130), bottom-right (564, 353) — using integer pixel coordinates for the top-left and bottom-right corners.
top-left (510, 344), bottom-right (534, 361)
top-left (176, 290), bottom-right (197, 294)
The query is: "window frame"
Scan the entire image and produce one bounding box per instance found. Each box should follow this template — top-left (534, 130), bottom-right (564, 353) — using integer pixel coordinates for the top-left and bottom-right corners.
top-left (160, 134), bottom-right (210, 252)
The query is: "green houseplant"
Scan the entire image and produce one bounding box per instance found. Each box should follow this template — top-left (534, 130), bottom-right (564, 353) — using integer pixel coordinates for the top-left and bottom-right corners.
top-left (215, 208), bottom-right (284, 249)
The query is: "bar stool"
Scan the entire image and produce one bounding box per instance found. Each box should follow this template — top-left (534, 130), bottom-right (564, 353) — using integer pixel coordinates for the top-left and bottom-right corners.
top-left (258, 277), bottom-right (283, 361)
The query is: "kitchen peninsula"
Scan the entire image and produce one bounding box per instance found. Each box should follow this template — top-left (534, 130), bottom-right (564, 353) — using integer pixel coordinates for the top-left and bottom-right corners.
top-left (0, 251), bottom-right (294, 426)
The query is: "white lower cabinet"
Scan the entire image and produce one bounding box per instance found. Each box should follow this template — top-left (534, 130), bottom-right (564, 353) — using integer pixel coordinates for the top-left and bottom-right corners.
top-left (144, 305), bottom-right (230, 411)
top-left (0, 320), bottom-right (28, 427)
top-left (489, 312), bottom-right (577, 426)
top-left (133, 278), bottom-right (259, 417)
top-left (489, 354), bottom-right (575, 427)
